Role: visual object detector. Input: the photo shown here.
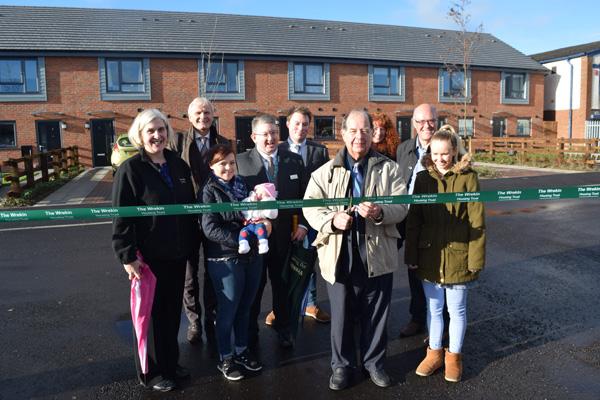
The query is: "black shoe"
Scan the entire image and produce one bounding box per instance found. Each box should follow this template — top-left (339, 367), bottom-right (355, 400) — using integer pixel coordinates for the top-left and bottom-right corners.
top-left (217, 357), bottom-right (245, 381)
top-left (399, 320), bottom-right (425, 338)
top-left (152, 379), bottom-right (176, 392)
top-left (329, 367), bottom-right (350, 391)
top-left (187, 323), bottom-right (202, 344)
top-left (175, 365), bottom-right (190, 380)
top-left (367, 368), bottom-right (391, 388)
top-left (235, 349), bottom-right (263, 371)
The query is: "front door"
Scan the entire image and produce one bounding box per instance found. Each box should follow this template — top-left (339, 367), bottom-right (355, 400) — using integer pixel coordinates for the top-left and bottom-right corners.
top-left (492, 117), bottom-right (506, 137)
top-left (91, 119), bottom-right (115, 167)
top-left (36, 120), bottom-right (61, 152)
top-left (397, 117), bottom-right (412, 142)
top-left (235, 116), bottom-right (255, 153)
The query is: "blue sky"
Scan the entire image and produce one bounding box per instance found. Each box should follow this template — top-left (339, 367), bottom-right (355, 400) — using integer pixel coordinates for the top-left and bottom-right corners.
top-left (5, 0), bottom-right (599, 55)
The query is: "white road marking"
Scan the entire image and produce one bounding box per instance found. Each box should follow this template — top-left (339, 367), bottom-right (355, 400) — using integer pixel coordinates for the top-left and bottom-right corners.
top-left (0, 221), bottom-right (111, 232)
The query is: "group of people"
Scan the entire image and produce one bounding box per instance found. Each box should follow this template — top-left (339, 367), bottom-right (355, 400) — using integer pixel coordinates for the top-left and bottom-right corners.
top-left (111, 98), bottom-right (486, 392)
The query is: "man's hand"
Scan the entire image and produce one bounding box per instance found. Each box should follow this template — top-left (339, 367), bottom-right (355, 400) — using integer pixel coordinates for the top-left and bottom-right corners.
top-left (123, 260), bottom-right (142, 280)
top-left (291, 226), bottom-right (308, 241)
top-left (332, 211), bottom-right (353, 231)
top-left (356, 201), bottom-right (382, 221)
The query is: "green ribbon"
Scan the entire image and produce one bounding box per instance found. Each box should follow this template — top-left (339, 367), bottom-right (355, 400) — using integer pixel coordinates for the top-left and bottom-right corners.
top-left (1, 184), bottom-right (599, 223)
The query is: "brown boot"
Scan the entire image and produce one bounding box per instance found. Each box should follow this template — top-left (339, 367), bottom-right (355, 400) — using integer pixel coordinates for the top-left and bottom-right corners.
top-left (444, 349), bottom-right (463, 382)
top-left (415, 347), bottom-right (444, 376)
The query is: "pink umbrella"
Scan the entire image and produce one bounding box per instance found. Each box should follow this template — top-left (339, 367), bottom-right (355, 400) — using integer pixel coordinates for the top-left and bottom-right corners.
top-left (130, 252), bottom-right (157, 375)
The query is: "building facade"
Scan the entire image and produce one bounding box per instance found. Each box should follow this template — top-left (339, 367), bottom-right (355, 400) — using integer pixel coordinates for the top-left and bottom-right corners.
top-left (0, 6), bottom-right (546, 167)
top-left (531, 41), bottom-right (600, 139)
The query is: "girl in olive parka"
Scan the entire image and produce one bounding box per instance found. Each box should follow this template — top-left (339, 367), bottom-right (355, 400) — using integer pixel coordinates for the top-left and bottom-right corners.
top-left (404, 126), bottom-right (485, 383)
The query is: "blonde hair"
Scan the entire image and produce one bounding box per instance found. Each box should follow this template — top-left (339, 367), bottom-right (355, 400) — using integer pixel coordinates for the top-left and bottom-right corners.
top-left (127, 109), bottom-right (174, 149)
top-left (432, 124), bottom-right (467, 162)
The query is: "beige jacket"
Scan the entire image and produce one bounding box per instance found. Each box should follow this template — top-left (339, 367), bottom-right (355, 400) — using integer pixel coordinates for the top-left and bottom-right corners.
top-left (302, 149), bottom-right (408, 284)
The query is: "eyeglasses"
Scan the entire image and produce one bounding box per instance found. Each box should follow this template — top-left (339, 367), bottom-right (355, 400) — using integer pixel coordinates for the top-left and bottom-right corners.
top-left (254, 131), bottom-right (279, 138)
top-left (414, 119), bottom-right (437, 126)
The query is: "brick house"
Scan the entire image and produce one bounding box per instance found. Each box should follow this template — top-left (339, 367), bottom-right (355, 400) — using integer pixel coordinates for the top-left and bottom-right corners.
top-left (531, 41), bottom-right (600, 139)
top-left (0, 6), bottom-right (545, 167)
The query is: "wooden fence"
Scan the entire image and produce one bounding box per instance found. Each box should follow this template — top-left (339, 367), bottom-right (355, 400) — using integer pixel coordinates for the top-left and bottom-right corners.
top-left (2, 146), bottom-right (82, 197)
top-left (466, 137), bottom-right (600, 167)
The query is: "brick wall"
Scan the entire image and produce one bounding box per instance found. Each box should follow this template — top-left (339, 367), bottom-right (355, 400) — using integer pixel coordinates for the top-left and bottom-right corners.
top-left (0, 56), bottom-right (545, 166)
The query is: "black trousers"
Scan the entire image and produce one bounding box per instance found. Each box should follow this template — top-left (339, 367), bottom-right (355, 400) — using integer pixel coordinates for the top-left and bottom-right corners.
top-left (183, 237), bottom-right (217, 331)
top-left (134, 257), bottom-right (186, 386)
top-left (248, 241), bottom-right (290, 343)
top-left (327, 261), bottom-right (393, 372)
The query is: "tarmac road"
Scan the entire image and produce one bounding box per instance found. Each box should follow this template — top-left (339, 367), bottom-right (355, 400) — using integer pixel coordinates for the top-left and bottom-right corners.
top-left (0, 172), bottom-right (599, 399)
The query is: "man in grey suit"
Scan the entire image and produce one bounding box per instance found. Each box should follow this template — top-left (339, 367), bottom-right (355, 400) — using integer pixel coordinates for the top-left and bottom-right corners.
top-left (236, 113), bottom-right (308, 348)
top-left (278, 106), bottom-right (331, 323)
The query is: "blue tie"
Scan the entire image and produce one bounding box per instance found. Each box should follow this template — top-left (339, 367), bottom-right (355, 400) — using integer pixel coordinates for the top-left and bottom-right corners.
top-left (352, 163), bottom-right (363, 199)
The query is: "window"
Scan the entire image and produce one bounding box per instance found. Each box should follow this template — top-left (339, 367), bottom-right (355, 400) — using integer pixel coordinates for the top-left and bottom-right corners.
top-left (0, 121), bottom-right (16, 148)
top-left (288, 62), bottom-right (330, 100)
top-left (439, 68), bottom-right (471, 102)
top-left (437, 117), bottom-right (448, 129)
top-left (0, 58), bottom-right (46, 102)
top-left (516, 118), bottom-right (531, 136)
top-left (200, 60), bottom-right (245, 100)
top-left (99, 58), bottom-right (150, 100)
top-left (501, 72), bottom-right (529, 104)
top-left (368, 65), bottom-right (405, 102)
top-left (314, 116), bottom-right (335, 140)
top-left (458, 118), bottom-right (474, 137)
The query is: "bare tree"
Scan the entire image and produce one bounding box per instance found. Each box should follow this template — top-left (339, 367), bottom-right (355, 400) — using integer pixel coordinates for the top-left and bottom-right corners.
top-left (198, 16), bottom-right (228, 102)
top-left (442, 0), bottom-right (483, 138)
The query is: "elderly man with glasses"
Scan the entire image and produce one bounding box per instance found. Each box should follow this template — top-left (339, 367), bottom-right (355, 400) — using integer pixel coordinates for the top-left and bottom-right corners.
top-left (303, 109), bottom-right (407, 390)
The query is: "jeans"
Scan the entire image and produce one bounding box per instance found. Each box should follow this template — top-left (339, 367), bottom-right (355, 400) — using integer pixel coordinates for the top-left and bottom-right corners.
top-left (422, 280), bottom-right (468, 354)
top-left (208, 255), bottom-right (263, 359)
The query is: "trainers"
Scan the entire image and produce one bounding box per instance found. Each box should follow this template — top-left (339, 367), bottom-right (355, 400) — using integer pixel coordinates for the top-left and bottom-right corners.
top-left (304, 305), bottom-right (331, 323)
top-left (239, 240), bottom-right (250, 254)
top-left (265, 310), bottom-right (275, 326)
top-left (235, 349), bottom-right (263, 371)
top-left (258, 239), bottom-right (269, 254)
top-left (217, 357), bottom-right (245, 381)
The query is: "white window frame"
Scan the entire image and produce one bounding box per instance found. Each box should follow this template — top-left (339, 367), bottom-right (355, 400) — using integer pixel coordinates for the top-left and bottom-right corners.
top-left (288, 62), bottom-right (330, 101)
top-left (458, 117), bottom-right (474, 137)
top-left (199, 59), bottom-right (245, 100)
top-left (0, 120), bottom-right (17, 148)
top-left (368, 65), bottom-right (405, 102)
top-left (99, 57), bottom-right (151, 101)
top-left (501, 71), bottom-right (530, 105)
top-left (0, 57), bottom-right (47, 102)
top-left (516, 118), bottom-right (531, 136)
top-left (438, 68), bottom-right (471, 103)
top-left (314, 116), bottom-right (335, 140)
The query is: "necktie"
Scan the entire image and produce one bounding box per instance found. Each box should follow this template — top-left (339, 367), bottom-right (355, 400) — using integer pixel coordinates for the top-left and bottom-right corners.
top-left (290, 143), bottom-right (300, 155)
top-left (198, 136), bottom-right (208, 156)
top-left (267, 156), bottom-right (275, 182)
top-left (352, 163), bottom-right (363, 199)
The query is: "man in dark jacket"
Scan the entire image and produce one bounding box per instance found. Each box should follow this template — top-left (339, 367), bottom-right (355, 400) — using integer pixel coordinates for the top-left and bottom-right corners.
top-left (396, 103), bottom-right (448, 338)
top-left (237, 113), bottom-right (308, 348)
top-left (177, 97), bottom-right (230, 344)
top-left (278, 106), bottom-right (331, 324)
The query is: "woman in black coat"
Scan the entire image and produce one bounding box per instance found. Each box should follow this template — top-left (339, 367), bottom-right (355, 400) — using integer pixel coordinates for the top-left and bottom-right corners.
top-left (112, 109), bottom-right (198, 392)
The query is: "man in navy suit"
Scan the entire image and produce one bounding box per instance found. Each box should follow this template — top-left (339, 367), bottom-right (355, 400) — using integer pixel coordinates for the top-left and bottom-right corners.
top-left (277, 106), bottom-right (331, 324)
top-left (236, 114), bottom-right (308, 348)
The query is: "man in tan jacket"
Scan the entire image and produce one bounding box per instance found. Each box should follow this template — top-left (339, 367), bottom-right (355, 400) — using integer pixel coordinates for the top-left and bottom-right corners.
top-left (303, 109), bottom-right (407, 390)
